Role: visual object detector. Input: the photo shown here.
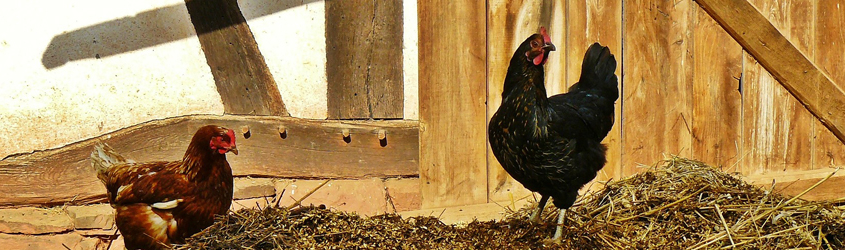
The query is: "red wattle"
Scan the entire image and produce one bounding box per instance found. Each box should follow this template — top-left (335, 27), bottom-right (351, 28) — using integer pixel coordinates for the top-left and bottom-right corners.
top-left (533, 54), bottom-right (544, 65)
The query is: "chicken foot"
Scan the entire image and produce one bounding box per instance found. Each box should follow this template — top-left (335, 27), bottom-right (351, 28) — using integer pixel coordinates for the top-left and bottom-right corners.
top-left (529, 195), bottom-right (550, 223)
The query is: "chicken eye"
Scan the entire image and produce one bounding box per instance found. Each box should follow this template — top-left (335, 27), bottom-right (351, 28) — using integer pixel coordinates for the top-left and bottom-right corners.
top-left (531, 41), bottom-right (539, 47)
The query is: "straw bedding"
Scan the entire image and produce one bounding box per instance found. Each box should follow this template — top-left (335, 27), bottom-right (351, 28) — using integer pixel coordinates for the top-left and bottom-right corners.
top-left (177, 157), bottom-right (845, 249)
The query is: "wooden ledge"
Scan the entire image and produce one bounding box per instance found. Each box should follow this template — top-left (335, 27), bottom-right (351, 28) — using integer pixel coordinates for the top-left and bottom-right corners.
top-left (398, 198), bottom-right (531, 225)
top-left (0, 115), bottom-right (419, 207)
top-left (743, 168), bottom-right (845, 201)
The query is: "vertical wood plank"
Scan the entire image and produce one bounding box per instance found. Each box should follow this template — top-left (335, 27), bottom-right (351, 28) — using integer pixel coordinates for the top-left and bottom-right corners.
top-left (565, 0), bottom-right (623, 182)
top-left (741, 0), bottom-right (815, 174)
top-left (185, 0), bottom-right (288, 116)
top-left (813, 0), bottom-right (845, 168)
top-left (486, 0), bottom-right (558, 203)
top-left (326, 0), bottom-right (404, 119)
top-left (419, 0), bottom-right (487, 208)
top-left (544, 2), bottom-right (567, 97)
top-left (690, 5), bottom-right (743, 170)
top-left (622, 0), bottom-right (694, 175)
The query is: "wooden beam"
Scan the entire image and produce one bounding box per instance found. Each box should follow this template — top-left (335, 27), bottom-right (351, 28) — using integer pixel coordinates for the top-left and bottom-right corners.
top-left (326, 0), bottom-right (404, 119)
top-left (0, 115), bottom-right (418, 207)
top-left (398, 198), bottom-right (531, 225)
top-left (418, 0), bottom-right (488, 208)
top-left (696, 0), bottom-right (845, 145)
top-left (743, 169), bottom-right (845, 201)
top-left (185, 0), bottom-right (288, 116)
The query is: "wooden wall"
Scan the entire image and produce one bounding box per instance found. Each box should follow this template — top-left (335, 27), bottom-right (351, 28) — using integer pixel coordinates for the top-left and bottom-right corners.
top-left (419, 0), bottom-right (845, 208)
top-left (619, 0), bottom-right (845, 176)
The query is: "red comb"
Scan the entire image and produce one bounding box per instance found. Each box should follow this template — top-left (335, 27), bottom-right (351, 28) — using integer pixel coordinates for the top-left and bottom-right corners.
top-left (540, 27), bottom-right (551, 44)
top-left (227, 129), bottom-right (236, 145)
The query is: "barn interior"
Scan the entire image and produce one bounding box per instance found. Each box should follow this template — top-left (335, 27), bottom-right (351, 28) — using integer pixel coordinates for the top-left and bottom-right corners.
top-left (1, 0), bottom-right (844, 249)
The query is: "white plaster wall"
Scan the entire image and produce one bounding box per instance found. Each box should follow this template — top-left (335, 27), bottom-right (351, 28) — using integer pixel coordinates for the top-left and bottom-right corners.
top-left (0, 0), bottom-right (221, 158)
top-left (0, 0), bottom-right (420, 159)
top-left (238, 0), bottom-right (328, 119)
top-left (403, 0), bottom-right (419, 120)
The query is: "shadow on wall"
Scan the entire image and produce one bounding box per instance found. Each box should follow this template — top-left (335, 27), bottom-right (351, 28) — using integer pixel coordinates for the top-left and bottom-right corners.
top-left (40, 0), bottom-right (321, 69)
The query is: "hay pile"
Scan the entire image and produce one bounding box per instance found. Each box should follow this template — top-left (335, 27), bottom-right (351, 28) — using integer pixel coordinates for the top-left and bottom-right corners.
top-left (177, 157), bottom-right (845, 249)
top-left (548, 157), bottom-right (845, 249)
top-left (177, 206), bottom-right (552, 249)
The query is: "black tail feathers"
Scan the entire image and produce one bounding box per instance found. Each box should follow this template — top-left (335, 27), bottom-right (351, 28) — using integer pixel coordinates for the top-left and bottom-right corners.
top-left (573, 43), bottom-right (618, 96)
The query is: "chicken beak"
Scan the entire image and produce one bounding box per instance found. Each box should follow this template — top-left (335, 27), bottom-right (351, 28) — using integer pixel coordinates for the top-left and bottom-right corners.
top-left (229, 146), bottom-right (239, 155)
top-left (543, 43), bottom-right (556, 51)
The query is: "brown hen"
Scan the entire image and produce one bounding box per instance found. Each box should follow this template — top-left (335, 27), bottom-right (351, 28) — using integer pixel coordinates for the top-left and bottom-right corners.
top-left (92, 125), bottom-right (238, 249)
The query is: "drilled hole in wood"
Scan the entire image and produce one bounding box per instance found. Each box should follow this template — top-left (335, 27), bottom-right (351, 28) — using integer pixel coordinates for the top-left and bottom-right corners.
top-left (279, 126), bottom-right (287, 139)
top-left (342, 129), bottom-right (351, 144)
top-left (378, 130), bottom-right (387, 147)
top-left (240, 125), bottom-right (251, 139)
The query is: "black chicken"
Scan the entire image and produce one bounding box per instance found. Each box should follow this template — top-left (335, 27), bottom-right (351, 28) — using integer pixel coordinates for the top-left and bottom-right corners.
top-left (488, 27), bottom-right (618, 241)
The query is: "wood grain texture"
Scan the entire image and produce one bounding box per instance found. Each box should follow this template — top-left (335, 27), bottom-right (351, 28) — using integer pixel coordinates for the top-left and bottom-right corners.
top-left (564, 0), bottom-right (622, 181)
top-left (418, 0), bottom-right (488, 208)
top-left (543, 1), bottom-right (566, 96)
top-left (398, 198), bottom-right (532, 225)
top-left (185, 0), bottom-right (288, 116)
top-left (0, 115), bottom-right (419, 207)
top-left (690, 5), bottom-right (743, 170)
top-left (697, 0), bottom-right (845, 148)
top-left (740, 0), bottom-right (815, 174)
top-left (813, 0), bottom-right (845, 168)
top-left (326, 0), bottom-right (404, 119)
top-left (743, 168), bottom-right (845, 201)
top-left (485, 0), bottom-right (556, 203)
top-left (622, 0), bottom-right (694, 175)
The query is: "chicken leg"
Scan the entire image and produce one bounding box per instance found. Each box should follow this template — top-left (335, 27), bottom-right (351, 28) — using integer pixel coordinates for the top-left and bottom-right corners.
top-left (552, 208), bottom-right (566, 241)
top-left (529, 195), bottom-right (550, 223)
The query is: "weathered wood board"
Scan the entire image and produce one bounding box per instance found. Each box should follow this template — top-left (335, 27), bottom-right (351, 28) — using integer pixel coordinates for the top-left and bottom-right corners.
top-left (813, 0), bottom-right (845, 168)
top-left (744, 168), bottom-right (845, 201)
top-left (740, 0), bottom-right (815, 174)
top-left (326, 0), bottom-right (404, 119)
top-left (185, 0), bottom-right (288, 116)
top-left (0, 115), bottom-right (419, 207)
top-left (690, 5), bottom-right (743, 170)
top-left (399, 198), bottom-right (532, 225)
top-left (418, 0), bottom-right (488, 208)
top-left (622, 0), bottom-right (695, 175)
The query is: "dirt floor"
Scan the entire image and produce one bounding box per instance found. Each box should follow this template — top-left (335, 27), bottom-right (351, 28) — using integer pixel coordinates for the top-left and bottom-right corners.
top-left (178, 157), bottom-right (845, 249)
